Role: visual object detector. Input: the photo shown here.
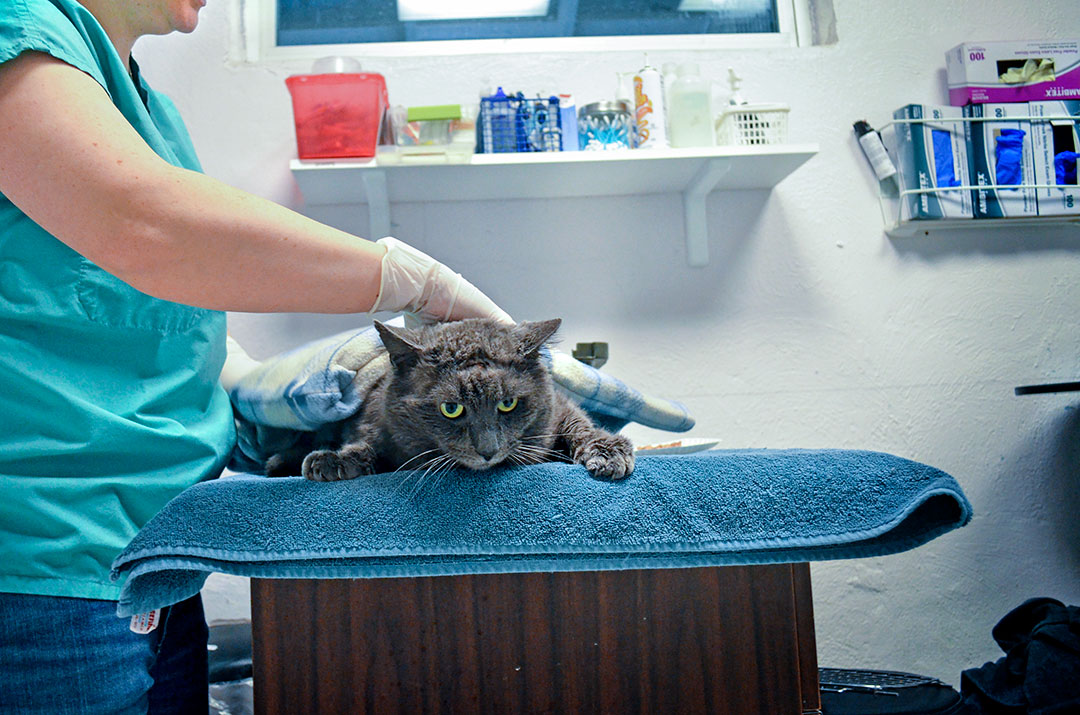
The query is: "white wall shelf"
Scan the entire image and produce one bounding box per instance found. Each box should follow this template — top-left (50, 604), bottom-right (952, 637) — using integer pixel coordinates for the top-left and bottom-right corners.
top-left (290, 144), bottom-right (818, 267)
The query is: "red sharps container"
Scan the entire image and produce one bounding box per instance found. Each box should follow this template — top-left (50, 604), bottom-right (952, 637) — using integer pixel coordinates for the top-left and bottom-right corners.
top-left (285, 72), bottom-right (388, 159)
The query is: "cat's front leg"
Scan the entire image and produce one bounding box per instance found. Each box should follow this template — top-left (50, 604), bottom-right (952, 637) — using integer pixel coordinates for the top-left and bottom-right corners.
top-left (302, 443), bottom-right (378, 482)
top-left (555, 403), bottom-right (635, 480)
top-left (575, 432), bottom-right (635, 480)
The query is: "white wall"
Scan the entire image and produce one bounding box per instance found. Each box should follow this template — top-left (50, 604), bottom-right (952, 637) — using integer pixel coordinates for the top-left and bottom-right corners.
top-left (136, 0), bottom-right (1080, 686)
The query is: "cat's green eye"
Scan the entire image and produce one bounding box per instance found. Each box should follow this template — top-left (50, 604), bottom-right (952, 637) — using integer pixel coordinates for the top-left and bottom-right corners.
top-left (439, 402), bottom-right (464, 419)
top-left (496, 397), bottom-right (518, 414)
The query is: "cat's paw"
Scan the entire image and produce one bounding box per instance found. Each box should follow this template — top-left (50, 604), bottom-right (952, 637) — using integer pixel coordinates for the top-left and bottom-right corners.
top-left (302, 449), bottom-right (375, 482)
top-left (574, 433), bottom-right (635, 480)
top-left (264, 453), bottom-right (293, 478)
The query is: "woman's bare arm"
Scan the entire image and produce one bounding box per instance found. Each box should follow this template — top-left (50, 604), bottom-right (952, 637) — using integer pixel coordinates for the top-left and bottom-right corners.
top-left (0, 51), bottom-right (384, 314)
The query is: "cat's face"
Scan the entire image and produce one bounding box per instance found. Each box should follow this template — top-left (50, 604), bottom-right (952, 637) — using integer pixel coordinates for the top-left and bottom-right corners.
top-left (375, 319), bottom-right (562, 471)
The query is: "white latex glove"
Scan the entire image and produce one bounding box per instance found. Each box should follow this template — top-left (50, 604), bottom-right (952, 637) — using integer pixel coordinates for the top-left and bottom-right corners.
top-left (369, 236), bottom-right (513, 325)
top-left (219, 334), bottom-right (262, 392)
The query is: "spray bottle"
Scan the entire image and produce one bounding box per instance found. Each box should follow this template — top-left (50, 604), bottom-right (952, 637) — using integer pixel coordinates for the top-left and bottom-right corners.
top-left (634, 54), bottom-right (668, 148)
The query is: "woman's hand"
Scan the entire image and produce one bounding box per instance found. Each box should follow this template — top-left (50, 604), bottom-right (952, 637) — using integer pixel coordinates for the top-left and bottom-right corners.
top-left (370, 237), bottom-right (513, 324)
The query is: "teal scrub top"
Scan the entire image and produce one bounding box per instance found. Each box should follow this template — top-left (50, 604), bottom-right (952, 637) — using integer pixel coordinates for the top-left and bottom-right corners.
top-left (0, 0), bottom-right (236, 600)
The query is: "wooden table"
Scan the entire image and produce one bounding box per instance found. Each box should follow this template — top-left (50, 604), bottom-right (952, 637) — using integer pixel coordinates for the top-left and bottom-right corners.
top-left (252, 563), bottom-right (820, 714)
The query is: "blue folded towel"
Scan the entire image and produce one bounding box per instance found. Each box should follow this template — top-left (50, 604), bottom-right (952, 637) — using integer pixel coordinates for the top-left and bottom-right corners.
top-left (112, 449), bottom-right (972, 616)
top-left (228, 324), bottom-right (694, 471)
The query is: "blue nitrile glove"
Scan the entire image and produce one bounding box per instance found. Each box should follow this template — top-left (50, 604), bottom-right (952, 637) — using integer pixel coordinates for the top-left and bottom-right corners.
top-left (1054, 151), bottom-right (1079, 185)
top-left (931, 129), bottom-right (961, 187)
top-left (994, 129), bottom-right (1026, 189)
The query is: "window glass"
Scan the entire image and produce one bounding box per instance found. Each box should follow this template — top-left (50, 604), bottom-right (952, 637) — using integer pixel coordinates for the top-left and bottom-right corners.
top-left (276, 0), bottom-right (780, 47)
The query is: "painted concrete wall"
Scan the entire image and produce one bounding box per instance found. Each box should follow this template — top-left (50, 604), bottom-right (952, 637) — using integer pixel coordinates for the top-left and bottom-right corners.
top-left (135, 0), bottom-right (1080, 686)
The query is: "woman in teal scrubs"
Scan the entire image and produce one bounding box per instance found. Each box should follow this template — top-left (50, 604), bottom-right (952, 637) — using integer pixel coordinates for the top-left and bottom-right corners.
top-left (0, 1), bottom-right (511, 711)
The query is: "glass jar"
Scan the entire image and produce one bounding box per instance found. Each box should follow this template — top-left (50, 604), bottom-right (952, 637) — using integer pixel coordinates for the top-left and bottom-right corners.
top-left (578, 101), bottom-right (635, 150)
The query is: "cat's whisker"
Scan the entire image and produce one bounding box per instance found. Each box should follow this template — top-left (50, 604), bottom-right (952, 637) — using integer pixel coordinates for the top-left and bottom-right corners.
top-left (521, 432), bottom-right (573, 440)
top-left (391, 448), bottom-right (443, 475)
top-left (520, 432), bottom-right (574, 447)
top-left (514, 444), bottom-right (571, 464)
top-left (526, 451), bottom-right (558, 465)
top-left (506, 453), bottom-right (531, 467)
top-left (517, 442), bottom-right (566, 453)
top-left (391, 453), bottom-right (447, 498)
top-left (516, 444), bottom-right (570, 460)
top-left (407, 454), bottom-right (454, 501)
top-left (401, 467), bottom-right (432, 500)
top-left (417, 457), bottom-right (458, 500)
top-left (412, 454), bottom-right (447, 483)
top-left (529, 445), bottom-right (566, 455)
top-left (418, 453), bottom-right (451, 474)
top-left (424, 458), bottom-right (458, 498)
top-left (511, 451), bottom-right (540, 466)
top-left (390, 471), bottom-right (419, 498)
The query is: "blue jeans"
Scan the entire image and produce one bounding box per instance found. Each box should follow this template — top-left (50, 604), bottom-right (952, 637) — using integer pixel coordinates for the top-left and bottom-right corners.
top-left (0, 592), bottom-right (208, 714)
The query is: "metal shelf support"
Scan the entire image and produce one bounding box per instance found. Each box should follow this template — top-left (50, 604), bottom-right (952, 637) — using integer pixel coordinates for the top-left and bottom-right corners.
top-left (683, 159), bottom-right (734, 267)
top-left (361, 169), bottom-right (391, 239)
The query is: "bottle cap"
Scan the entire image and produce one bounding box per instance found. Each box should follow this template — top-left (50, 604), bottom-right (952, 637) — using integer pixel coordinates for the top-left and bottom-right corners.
top-left (581, 101), bottom-right (633, 116)
top-left (311, 56), bottom-right (362, 73)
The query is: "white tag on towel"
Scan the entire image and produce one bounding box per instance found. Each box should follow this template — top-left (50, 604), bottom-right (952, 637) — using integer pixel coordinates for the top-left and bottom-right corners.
top-left (129, 609), bottom-right (161, 634)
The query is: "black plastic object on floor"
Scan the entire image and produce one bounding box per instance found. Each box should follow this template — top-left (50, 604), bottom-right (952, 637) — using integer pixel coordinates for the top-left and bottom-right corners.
top-left (819, 668), bottom-right (961, 715)
top-left (208, 620), bottom-right (253, 684)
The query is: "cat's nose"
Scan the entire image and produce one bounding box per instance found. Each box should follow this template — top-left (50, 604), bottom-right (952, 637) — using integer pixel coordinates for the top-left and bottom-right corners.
top-left (471, 430), bottom-right (500, 461)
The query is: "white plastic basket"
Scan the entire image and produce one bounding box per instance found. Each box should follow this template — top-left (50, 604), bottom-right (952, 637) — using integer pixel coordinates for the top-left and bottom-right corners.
top-left (715, 103), bottom-right (790, 146)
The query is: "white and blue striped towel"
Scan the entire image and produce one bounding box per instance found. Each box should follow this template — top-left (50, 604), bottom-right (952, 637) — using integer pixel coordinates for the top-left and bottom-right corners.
top-left (229, 324), bottom-right (694, 469)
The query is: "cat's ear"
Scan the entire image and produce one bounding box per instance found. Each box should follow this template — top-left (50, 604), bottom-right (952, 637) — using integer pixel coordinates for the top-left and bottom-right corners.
top-left (375, 320), bottom-right (423, 370)
top-left (515, 318), bottom-right (562, 359)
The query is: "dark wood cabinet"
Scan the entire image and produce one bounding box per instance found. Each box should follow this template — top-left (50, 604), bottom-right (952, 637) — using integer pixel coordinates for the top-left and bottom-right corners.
top-left (251, 563), bottom-right (819, 714)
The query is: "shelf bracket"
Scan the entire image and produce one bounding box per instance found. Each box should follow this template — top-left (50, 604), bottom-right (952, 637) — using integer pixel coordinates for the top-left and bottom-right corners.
top-left (362, 169), bottom-right (391, 239)
top-left (683, 158), bottom-right (733, 267)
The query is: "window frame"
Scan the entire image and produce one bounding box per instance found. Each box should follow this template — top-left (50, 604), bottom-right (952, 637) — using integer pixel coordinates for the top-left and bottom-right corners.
top-left (235, 0), bottom-right (811, 65)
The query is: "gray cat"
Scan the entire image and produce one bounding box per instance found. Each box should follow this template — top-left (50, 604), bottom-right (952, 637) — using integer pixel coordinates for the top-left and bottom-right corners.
top-left (265, 318), bottom-right (635, 482)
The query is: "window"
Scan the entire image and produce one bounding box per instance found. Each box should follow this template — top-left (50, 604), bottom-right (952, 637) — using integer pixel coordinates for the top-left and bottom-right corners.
top-left (241, 0), bottom-right (809, 63)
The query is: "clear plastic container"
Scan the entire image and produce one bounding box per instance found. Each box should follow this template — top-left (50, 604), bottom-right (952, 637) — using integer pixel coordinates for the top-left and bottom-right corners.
top-left (668, 63), bottom-right (714, 148)
top-left (376, 104), bottom-right (478, 164)
top-left (285, 73), bottom-right (388, 159)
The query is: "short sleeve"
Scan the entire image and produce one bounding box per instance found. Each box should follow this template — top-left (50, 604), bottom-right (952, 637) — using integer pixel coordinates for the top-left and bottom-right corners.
top-left (146, 90), bottom-right (205, 172)
top-left (0, 0), bottom-right (110, 88)
top-left (0, 0), bottom-right (199, 170)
